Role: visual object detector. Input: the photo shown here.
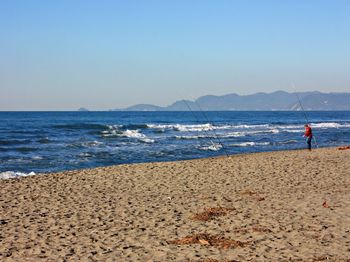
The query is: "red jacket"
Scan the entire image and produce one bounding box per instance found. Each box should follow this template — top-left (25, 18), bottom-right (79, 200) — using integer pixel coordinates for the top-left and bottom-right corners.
top-left (304, 126), bottom-right (312, 137)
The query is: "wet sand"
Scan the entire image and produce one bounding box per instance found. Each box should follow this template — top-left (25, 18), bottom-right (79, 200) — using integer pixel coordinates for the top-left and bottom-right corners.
top-left (1, 147), bottom-right (350, 261)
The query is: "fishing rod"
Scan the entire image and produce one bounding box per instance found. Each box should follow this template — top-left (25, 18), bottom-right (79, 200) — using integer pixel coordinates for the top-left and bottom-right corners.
top-left (181, 99), bottom-right (219, 149)
top-left (194, 102), bottom-right (230, 157)
top-left (294, 89), bottom-right (319, 148)
top-left (181, 99), bottom-right (229, 156)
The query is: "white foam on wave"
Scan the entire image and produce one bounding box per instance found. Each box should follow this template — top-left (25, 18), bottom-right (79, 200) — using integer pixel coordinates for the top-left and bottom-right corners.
top-left (147, 123), bottom-right (272, 132)
top-left (200, 143), bottom-right (222, 151)
top-left (107, 124), bottom-right (122, 129)
top-left (175, 124), bottom-right (212, 132)
top-left (148, 123), bottom-right (215, 132)
top-left (175, 134), bottom-right (215, 140)
top-left (78, 152), bottom-right (93, 158)
top-left (222, 129), bottom-right (280, 137)
top-left (102, 125), bottom-right (122, 137)
top-left (221, 132), bottom-right (247, 138)
top-left (267, 122), bottom-right (350, 130)
top-left (82, 141), bottom-right (103, 147)
top-left (270, 129), bottom-right (280, 134)
top-left (230, 142), bottom-right (271, 147)
top-left (311, 122), bottom-right (350, 128)
top-left (103, 121), bottom-right (349, 143)
top-left (234, 124), bottom-right (270, 129)
top-left (149, 123), bottom-right (264, 132)
top-left (176, 128), bottom-right (280, 140)
top-left (278, 124), bottom-right (304, 129)
top-left (278, 140), bottom-right (298, 145)
top-left (143, 122), bottom-right (349, 135)
top-left (102, 131), bottom-right (121, 137)
top-left (120, 130), bottom-right (155, 143)
top-left (277, 122), bottom-right (350, 129)
top-left (102, 125), bottom-right (155, 143)
top-left (0, 171), bottom-right (36, 179)
top-left (281, 129), bottom-right (304, 133)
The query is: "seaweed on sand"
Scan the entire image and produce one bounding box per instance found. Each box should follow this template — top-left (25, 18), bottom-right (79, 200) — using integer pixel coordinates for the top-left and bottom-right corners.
top-left (191, 207), bottom-right (235, 222)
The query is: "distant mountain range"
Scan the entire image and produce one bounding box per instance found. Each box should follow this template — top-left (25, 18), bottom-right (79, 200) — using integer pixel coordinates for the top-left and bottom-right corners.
top-left (110, 91), bottom-right (350, 111)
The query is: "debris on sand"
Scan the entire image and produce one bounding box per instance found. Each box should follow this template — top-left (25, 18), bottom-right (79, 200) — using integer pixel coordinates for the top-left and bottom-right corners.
top-left (322, 200), bottom-right (330, 208)
top-left (338, 145), bottom-right (350, 150)
top-left (191, 207), bottom-right (235, 221)
top-left (169, 233), bottom-right (250, 249)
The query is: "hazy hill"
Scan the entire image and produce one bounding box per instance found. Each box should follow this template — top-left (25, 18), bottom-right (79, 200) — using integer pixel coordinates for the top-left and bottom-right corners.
top-left (289, 93), bottom-right (350, 110)
top-left (114, 91), bottom-right (350, 111)
top-left (122, 104), bottom-right (163, 111)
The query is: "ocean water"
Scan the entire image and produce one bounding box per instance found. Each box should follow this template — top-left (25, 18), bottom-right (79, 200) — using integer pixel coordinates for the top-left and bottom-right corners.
top-left (1, 111), bottom-right (349, 178)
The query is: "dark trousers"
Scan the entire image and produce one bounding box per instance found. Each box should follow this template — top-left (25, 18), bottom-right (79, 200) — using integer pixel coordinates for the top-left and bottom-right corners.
top-left (306, 136), bottom-right (312, 150)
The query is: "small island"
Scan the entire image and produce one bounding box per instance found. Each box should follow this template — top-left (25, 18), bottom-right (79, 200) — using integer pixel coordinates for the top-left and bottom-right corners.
top-left (78, 107), bottom-right (89, 112)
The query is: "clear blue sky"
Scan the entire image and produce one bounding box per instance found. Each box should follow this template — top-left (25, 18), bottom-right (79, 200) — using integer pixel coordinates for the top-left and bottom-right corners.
top-left (1, 0), bottom-right (350, 110)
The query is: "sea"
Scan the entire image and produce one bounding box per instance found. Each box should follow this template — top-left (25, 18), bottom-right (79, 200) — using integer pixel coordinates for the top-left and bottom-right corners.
top-left (1, 111), bottom-right (350, 179)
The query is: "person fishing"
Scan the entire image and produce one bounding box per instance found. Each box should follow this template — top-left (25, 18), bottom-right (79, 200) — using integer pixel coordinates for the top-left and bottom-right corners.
top-left (303, 124), bottom-right (313, 151)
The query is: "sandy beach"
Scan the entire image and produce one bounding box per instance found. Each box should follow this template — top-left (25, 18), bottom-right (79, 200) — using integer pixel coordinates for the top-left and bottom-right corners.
top-left (1, 147), bottom-right (349, 261)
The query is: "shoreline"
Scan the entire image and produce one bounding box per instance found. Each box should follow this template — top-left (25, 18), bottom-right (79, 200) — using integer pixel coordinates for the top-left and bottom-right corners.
top-left (1, 145), bottom-right (346, 180)
top-left (1, 146), bottom-right (350, 260)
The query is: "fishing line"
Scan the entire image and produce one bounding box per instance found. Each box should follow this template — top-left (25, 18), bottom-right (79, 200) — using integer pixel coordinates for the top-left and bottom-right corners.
top-left (181, 99), bottom-right (227, 155)
top-left (194, 101), bottom-right (230, 157)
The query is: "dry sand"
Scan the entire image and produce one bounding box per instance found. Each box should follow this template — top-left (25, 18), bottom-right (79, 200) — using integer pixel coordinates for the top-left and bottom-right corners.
top-left (1, 147), bottom-right (350, 261)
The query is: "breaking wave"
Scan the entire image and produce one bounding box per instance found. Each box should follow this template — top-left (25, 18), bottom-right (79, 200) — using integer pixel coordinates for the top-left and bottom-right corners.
top-left (54, 121), bottom-right (350, 139)
top-left (119, 130), bottom-right (155, 143)
top-left (101, 125), bottom-right (154, 143)
top-left (278, 140), bottom-right (298, 145)
top-left (0, 171), bottom-right (36, 179)
top-left (147, 123), bottom-right (271, 132)
top-left (175, 129), bottom-right (281, 140)
top-left (311, 122), bottom-right (350, 128)
top-left (200, 143), bottom-right (223, 151)
top-left (230, 142), bottom-right (271, 147)
top-left (147, 123), bottom-right (215, 132)
top-left (275, 122), bottom-right (350, 130)
top-left (221, 129), bottom-right (280, 137)
top-left (175, 134), bottom-right (215, 140)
